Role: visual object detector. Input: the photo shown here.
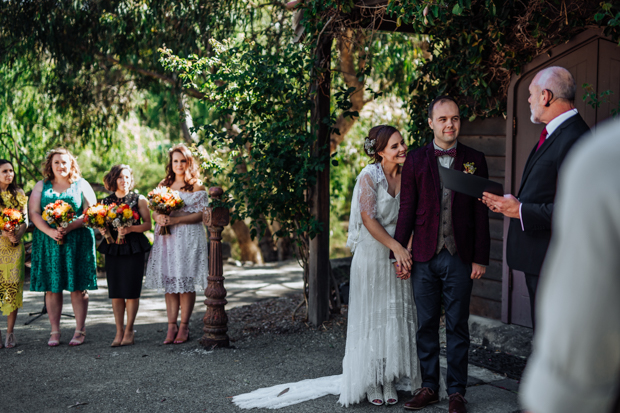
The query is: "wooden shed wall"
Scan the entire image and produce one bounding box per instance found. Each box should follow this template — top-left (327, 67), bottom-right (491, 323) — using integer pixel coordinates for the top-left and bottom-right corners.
top-left (459, 117), bottom-right (506, 320)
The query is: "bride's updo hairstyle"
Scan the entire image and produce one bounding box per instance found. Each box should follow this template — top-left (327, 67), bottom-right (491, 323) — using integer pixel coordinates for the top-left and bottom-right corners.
top-left (363, 125), bottom-right (400, 164)
top-left (162, 143), bottom-right (200, 192)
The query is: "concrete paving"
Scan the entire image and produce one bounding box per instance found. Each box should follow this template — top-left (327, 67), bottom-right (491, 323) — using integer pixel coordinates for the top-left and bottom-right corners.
top-left (0, 260), bottom-right (522, 412)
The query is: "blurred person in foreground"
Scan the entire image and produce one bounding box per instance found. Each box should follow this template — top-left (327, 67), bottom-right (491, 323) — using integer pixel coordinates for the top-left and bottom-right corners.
top-left (520, 118), bottom-right (620, 413)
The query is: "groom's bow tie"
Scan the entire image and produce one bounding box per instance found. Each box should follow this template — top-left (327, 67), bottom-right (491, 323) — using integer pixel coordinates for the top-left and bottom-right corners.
top-left (434, 148), bottom-right (457, 158)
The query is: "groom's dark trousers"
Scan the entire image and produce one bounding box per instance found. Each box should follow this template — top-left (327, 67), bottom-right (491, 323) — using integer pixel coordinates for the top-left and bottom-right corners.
top-left (392, 142), bottom-right (490, 397)
top-left (413, 249), bottom-right (472, 395)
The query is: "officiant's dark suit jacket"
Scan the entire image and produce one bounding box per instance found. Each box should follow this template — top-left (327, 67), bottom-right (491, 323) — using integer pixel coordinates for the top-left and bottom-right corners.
top-left (392, 141), bottom-right (490, 266)
top-left (506, 113), bottom-right (590, 275)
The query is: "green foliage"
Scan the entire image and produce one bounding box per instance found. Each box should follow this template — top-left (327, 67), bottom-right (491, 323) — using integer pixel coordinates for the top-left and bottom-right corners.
top-left (160, 38), bottom-right (325, 244)
top-left (0, 0), bottom-right (246, 147)
top-left (300, 0), bottom-right (619, 148)
top-left (582, 83), bottom-right (620, 117)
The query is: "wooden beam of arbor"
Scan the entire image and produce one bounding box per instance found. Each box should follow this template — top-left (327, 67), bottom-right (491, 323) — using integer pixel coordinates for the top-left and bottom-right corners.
top-left (308, 35), bottom-right (333, 326)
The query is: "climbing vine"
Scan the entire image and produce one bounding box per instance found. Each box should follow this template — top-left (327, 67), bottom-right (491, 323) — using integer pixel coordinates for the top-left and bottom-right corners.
top-left (297, 0), bottom-right (620, 146)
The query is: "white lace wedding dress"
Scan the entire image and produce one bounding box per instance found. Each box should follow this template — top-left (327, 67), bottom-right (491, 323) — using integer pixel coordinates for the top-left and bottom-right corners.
top-left (145, 190), bottom-right (209, 293)
top-left (233, 163), bottom-right (427, 409)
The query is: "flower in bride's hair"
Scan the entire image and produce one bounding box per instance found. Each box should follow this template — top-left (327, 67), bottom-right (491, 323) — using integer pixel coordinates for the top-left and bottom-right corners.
top-left (364, 137), bottom-right (376, 155)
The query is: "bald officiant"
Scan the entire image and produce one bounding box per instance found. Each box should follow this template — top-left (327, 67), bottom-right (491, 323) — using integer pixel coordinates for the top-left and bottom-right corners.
top-left (482, 66), bottom-right (589, 329)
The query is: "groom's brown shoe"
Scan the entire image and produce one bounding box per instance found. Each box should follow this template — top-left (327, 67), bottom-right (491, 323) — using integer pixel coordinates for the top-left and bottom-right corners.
top-left (403, 387), bottom-right (439, 410)
top-left (448, 392), bottom-right (467, 413)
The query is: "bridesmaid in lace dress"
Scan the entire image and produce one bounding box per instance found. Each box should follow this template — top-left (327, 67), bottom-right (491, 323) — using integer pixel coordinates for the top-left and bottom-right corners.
top-left (145, 144), bottom-right (208, 344)
top-left (98, 165), bottom-right (152, 347)
top-left (0, 159), bottom-right (28, 349)
top-left (29, 149), bottom-right (98, 347)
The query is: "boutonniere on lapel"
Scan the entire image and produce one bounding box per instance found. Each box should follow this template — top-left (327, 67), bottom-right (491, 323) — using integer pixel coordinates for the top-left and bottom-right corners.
top-left (463, 162), bottom-right (476, 174)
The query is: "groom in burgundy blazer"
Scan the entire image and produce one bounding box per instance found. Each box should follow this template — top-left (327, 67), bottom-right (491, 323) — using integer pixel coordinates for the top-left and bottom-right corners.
top-left (391, 96), bottom-right (490, 413)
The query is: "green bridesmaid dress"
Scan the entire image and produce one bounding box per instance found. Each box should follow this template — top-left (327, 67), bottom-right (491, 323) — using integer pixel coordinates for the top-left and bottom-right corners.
top-left (30, 179), bottom-right (97, 293)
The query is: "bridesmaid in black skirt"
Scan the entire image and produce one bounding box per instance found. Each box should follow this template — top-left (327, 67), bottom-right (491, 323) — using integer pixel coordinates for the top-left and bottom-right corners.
top-left (98, 165), bottom-right (151, 347)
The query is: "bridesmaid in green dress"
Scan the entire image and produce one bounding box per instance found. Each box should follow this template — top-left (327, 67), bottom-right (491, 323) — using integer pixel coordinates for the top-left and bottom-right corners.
top-left (0, 159), bottom-right (28, 349)
top-left (29, 149), bottom-right (98, 347)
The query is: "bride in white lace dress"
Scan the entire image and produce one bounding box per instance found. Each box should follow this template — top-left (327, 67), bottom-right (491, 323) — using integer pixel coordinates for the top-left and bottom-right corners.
top-left (144, 144), bottom-right (209, 345)
top-left (341, 125), bottom-right (419, 406)
top-left (233, 126), bottom-right (426, 409)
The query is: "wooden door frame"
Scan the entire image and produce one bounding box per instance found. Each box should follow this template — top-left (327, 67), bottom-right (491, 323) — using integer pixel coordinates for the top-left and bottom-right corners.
top-left (501, 28), bottom-right (608, 323)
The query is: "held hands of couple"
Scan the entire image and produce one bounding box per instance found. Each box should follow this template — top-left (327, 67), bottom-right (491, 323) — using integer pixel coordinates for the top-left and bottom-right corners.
top-left (393, 244), bottom-right (412, 280)
top-left (481, 192), bottom-right (520, 218)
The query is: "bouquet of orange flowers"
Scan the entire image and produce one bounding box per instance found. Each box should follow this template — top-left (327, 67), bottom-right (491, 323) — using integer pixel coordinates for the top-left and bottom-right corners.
top-left (147, 187), bottom-right (184, 235)
top-left (1, 207), bottom-right (26, 247)
top-left (42, 200), bottom-right (75, 245)
top-left (83, 204), bottom-right (115, 244)
top-left (108, 203), bottom-right (139, 244)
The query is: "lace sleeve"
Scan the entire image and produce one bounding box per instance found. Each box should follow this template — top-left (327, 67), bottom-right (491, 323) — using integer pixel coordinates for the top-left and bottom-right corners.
top-left (357, 172), bottom-right (378, 220)
top-left (184, 191), bottom-right (210, 213)
top-left (346, 168), bottom-right (377, 253)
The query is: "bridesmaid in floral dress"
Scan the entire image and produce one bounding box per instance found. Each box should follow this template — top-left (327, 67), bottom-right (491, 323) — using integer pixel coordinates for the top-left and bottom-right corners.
top-left (145, 144), bottom-right (209, 344)
top-left (29, 149), bottom-right (98, 347)
top-left (0, 159), bottom-right (28, 349)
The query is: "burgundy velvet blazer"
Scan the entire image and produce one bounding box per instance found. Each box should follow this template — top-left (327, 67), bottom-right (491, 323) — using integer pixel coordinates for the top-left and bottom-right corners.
top-left (392, 141), bottom-right (491, 265)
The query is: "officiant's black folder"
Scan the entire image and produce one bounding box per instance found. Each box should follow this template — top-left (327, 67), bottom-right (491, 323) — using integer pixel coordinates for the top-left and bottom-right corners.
top-left (438, 166), bottom-right (504, 198)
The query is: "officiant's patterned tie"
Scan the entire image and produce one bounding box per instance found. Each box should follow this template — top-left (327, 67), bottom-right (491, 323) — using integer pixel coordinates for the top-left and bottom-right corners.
top-left (536, 128), bottom-right (548, 151)
top-left (434, 148), bottom-right (457, 158)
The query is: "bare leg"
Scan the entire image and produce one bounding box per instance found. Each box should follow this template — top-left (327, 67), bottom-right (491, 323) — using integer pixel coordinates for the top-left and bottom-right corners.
top-left (164, 293), bottom-right (180, 344)
top-left (69, 290), bottom-right (89, 345)
top-left (7, 309), bottom-right (17, 333)
top-left (47, 292), bottom-right (63, 344)
top-left (174, 291), bottom-right (196, 343)
top-left (122, 298), bottom-right (139, 345)
top-left (4, 309), bottom-right (18, 348)
top-left (111, 298), bottom-right (126, 345)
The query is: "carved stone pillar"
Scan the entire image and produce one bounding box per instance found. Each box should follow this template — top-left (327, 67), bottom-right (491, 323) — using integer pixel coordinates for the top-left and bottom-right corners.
top-left (200, 187), bottom-right (231, 348)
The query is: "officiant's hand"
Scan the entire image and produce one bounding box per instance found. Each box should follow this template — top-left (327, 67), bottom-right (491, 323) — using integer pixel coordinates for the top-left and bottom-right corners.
top-left (481, 192), bottom-right (520, 218)
top-left (471, 263), bottom-right (486, 279)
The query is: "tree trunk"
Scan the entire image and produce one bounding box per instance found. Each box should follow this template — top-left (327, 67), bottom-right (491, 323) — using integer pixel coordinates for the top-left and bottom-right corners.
top-left (271, 221), bottom-right (292, 261)
top-left (231, 220), bottom-right (264, 264)
top-left (330, 29), bottom-right (368, 154)
top-left (176, 85), bottom-right (198, 144)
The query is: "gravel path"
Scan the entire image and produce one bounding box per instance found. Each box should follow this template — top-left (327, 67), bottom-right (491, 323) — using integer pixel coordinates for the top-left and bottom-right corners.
top-left (0, 260), bottom-right (522, 412)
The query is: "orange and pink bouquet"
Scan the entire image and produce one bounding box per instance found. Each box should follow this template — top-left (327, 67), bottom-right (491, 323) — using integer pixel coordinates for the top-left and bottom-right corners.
top-left (83, 204), bottom-right (115, 244)
top-left (147, 187), bottom-right (184, 235)
top-left (42, 200), bottom-right (75, 245)
top-left (1, 208), bottom-right (25, 247)
top-left (107, 203), bottom-right (139, 244)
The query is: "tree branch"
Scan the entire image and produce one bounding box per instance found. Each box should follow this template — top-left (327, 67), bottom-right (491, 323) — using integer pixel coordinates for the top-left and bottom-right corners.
top-left (90, 50), bottom-right (206, 100)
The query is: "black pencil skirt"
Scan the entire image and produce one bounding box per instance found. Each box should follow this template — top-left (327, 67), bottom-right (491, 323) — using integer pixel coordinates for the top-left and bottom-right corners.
top-left (105, 253), bottom-right (145, 299)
